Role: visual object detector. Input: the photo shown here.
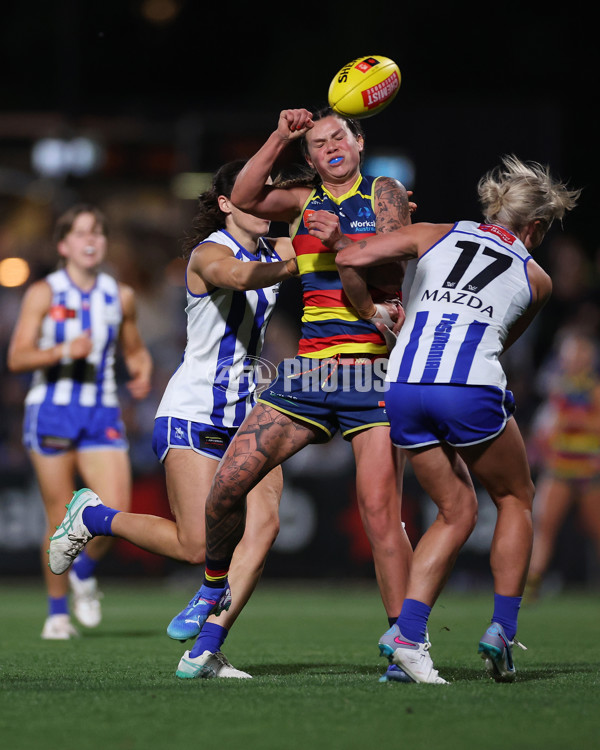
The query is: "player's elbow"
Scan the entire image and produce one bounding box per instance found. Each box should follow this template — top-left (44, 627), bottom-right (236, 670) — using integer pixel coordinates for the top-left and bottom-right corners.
top-left (230, 187), bottom-right (254, 212)
top-left (228, 271), bottom-right (251, 292)
top-left (335, 252), bottom-right (351, 269)
top-left (231, 197), bottom-right (253, 212)
top-left (6, 349), bottom-right (25, 373)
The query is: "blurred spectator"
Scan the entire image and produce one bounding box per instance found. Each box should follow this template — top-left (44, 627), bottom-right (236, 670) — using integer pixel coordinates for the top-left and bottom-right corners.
top-left (534, 235), bottom-right (600, 366)
top-left (526, 328), bottom-right (600, 600)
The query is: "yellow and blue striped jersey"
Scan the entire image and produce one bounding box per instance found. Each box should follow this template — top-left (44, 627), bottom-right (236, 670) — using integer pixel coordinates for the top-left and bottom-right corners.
top-left (292, 174), bottom-right (395, 358)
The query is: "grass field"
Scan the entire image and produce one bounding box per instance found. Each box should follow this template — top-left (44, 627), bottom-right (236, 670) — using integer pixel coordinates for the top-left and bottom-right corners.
top-left (1, 579), bottom-right (598, 750)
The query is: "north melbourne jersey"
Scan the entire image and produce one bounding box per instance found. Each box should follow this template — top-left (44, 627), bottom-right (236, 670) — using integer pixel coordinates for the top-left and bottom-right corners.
top-left (387, 221), bottom-right (533, 388)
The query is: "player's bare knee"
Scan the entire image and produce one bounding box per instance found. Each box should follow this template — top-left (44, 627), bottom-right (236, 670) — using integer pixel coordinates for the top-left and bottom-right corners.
top-left (439, 494), bottom-right (478, 534)
top-left (177, 538), bottom-right (206, 566)
top-left (359, 507), bottom-right (400, 543)
top-left (496, 480), bottom-right (535, 514)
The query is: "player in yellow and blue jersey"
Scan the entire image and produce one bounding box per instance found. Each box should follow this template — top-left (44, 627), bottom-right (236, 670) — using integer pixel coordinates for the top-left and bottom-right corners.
top-left (48, 111), bottom-right (414, 680)
top-left (177, 106), bottom-right (414, 681)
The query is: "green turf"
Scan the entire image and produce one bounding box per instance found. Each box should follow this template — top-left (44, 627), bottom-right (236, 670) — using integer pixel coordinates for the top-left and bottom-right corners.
top-left (1, 580), bottom-right (598, 750)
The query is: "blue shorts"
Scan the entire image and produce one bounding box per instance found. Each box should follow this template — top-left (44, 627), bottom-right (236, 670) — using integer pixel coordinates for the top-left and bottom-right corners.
top-left (257, 356), bottom-right (389, 441)
top-left (24, 402), bottom-right (128, 456)
top-left (152, 416), bottom-right (238, 462)
top-left (385, 383), bottom-right (516, 448)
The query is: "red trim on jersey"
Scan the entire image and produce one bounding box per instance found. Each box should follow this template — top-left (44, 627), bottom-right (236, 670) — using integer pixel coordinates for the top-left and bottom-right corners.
top-left (478, 224), bottom-right (517, 245)
top-left (303, 289), bottom-right (350, 308)
top-left (303, 288), bottom-right (398, 307)
top-left (294, 234), bottom-right (327, 256)
top-left (293, 232), bottom-right (374, 256)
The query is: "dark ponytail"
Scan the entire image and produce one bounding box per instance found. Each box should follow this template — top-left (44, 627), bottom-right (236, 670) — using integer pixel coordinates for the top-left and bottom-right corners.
top-left (183, 159), bottom-right (247, 257)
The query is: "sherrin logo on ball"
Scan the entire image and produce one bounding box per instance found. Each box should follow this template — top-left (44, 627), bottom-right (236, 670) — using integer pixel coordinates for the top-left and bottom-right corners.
top-left (328, 55), bottom-right (401, 119)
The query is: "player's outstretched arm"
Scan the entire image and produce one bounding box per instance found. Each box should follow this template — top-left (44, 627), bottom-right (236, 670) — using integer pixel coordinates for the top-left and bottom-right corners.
top-left (231, 109), bottom-right (313, 224)
top-left (191, 242), bottom-right (298, 293)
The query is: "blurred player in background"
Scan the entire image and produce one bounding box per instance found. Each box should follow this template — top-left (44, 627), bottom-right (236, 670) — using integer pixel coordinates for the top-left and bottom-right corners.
top-left (525, 329), bottom-right (600, 601)
top-left (151, 106), bottom-right (415, 682)
top-left (49, 161), bottom-right (298, 678)
top-left (322, 155), bottom-right (580, 683)
top-left (8, 205), bottom-right (152, 639)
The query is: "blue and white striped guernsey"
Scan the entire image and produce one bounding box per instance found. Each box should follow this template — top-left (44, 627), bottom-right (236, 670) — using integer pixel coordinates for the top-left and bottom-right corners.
top-left (387, 221), bottom-right (533, 388)
top-left (25, 269), bottom-right (122, 408)
top-left (155, 230), bottom-right (282, 429)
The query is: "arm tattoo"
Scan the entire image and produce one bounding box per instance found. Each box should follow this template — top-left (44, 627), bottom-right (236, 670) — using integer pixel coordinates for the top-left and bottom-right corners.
top-left (374, 176), bottom-right (410, 232)
top-left (333, 235), bottom-right (355, 252)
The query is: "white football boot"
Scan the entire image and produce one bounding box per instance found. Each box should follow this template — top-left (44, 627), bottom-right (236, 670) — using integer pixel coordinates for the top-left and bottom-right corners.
top-left (69, 570), bottom-right (103, 628)
top-left (379, 624), bottom-right (448, 684)
top-left (176, 650), bottom-right (252, 679)
top-left (48, 488), bottom-right (102, 574)
top-left (41, 614), bottom-right (80, 640)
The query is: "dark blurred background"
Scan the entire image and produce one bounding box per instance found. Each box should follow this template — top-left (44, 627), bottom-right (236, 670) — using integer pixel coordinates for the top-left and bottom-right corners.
top-left (1, 1), bottom-right (598, 591)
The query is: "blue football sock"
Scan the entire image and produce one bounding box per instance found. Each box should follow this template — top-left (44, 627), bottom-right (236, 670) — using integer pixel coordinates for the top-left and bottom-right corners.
top-left (48, 595), bottom-right (69, 616)
top-left (397, 598), bottom-right (431, 643)
top-left (71, 550), bottom-right (99, 580)
top-left (491, 593), bottom-right (522, 641)
top-left (189, 623), bottom-right (228, 659)
top-left (82, 504), bottom-right (120, 536)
